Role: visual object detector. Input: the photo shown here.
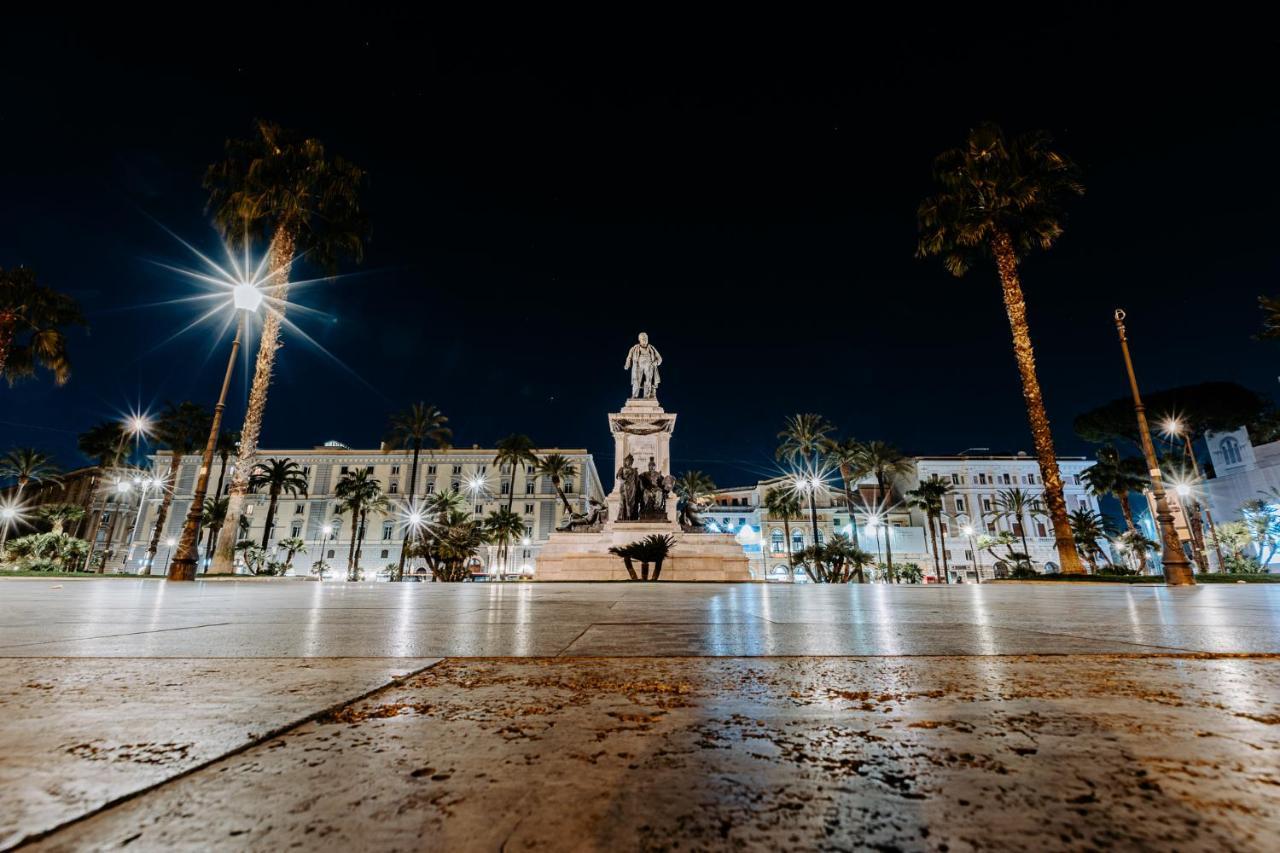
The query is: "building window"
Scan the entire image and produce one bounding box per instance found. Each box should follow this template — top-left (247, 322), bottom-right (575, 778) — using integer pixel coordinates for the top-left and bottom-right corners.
top-left (389, 482), bottom-right (398, 494)
top-left (382, 522), bottom-right (393, 540)
top-left (815, 530), bottom-right (824, 547)
top-left (1036, 522), bottom-right (1047, 538)
top-left (327, 549), bottom-right (335, 559)
top-left (791, 530), bottom-right (804, 552)
top-left (1220, 436), bottom-right (1243, 466)
top-left (294, 504), bottom-right (305, 514)
top-left (523, 549), bottom-right (531, 559)
top-left (381, 549), bottom-right (389, 559)
top-left (526, 480), bottom-right (536, 494)
top-left (770, 529), bottom-right (784, 553)
top-left (954, 497), bottom-right (965, 512)
top-left (1072, 474), bottom-right (1081, 485)
top-left (982, 498), bottom-right (992, 512)
top-left (291, 523), bottom-right (302, 538)
top-left (340, 466), bottom-right (349, 475)
top-left (426, 482), bottom-right (435, 494)
top-left (950, 473), bottom-right (960, 484)
top-left (427, 465), bottom-right (437, 475)
top-left (564, 480), bottom-right (573, 493)
top-left (501, 481), bottom-right (511, 494)
top-left (391, 465), bottom-right (400, 475)
top-left (452, 465), bottom-right (462, 475)
top-left (475, 505), bottom-right (483, 515)
top-left (524, 504), bottom-right (534, 514)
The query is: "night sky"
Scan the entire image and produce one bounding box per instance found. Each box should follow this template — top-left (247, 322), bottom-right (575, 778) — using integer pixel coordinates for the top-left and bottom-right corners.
top-left (3, 18), bottom-right (1278, 487)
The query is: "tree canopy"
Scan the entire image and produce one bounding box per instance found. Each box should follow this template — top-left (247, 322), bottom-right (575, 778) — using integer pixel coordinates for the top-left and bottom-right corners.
top-left (1073, 382), bottom-right (1272, 447)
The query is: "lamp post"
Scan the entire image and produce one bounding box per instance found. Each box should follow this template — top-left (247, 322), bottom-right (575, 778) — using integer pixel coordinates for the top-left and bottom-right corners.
top-left (316, 523), bottom-right (334, 579)
top-left (0, 505), bottom-right (19, 549)
top-left (963, 524), bottom-right (981, 584)
top-left (1112, 310), bottom-right (1194, 585)
top-left (168, 283), bottom-right (260, 581)
top-left (126, 476), bottom-right (163, 573)
top-left (85, 418), bottom-right (151, 573)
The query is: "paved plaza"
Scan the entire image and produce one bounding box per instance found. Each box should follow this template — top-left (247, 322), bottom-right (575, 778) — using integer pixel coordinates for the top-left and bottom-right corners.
top-left (1, 579), bottom-right (1278, 850)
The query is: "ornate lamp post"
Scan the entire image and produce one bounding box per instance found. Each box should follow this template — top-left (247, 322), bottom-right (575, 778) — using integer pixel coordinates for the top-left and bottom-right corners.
top-left (168, 282), bottom-right (261, 581)
top-left (1112, 310), bottom-right (1195, 585)
top-left (962, 524), bottom-right (981, 583)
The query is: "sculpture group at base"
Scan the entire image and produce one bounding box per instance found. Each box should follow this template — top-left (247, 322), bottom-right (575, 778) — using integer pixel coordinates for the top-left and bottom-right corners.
top-left (616, 454), bottom-right (674, 522)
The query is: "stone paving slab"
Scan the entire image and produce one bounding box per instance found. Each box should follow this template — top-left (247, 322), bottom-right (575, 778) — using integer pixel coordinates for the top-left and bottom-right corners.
top-left (26, 656), bottom-right (1280, 852)
top-left (0, 657), bottom-right (439, 849)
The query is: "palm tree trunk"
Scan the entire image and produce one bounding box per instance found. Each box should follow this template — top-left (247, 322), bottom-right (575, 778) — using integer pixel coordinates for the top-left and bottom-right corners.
top-left (939, 518), bottom-right (951, 582)
top-left (353, 510), bottom-right (368, 578)
top-left (0, 313), bottom-right (16, 377)
top-left (927, 514), bottom-right (942, 582)
top-left (653, 556), bottom-right (664, 581)
top-left (347, 512), bottom-right (359, 580)
top-left (808, 490), bottom-right (820, 549)
top-left (878, 476), bottom-right (896, 582)
top-left (1117, 493), bottom-right (1148, 570)
top-left (214, 456), bottom-right (228, 500)
top-left (395, 442), bottom-right (423, 582)
top-left (991, 231), bottom-right (1084, 574)
top-left (782, 518), bottom-right (794, 581)
top-left (841, 480), bottom-right (861, 541)
top-left (260, 489), bottom-right (280, 549)
top-left (622, 556), bottom-right (637, 580)
top-left (553, 476), bottom-right (573, 515)
top-left (507, 465), bottom-right (518, 512)
top-left (213, 229), bottom-right (296, 572)
top-left (143, 453), bottom-right (179, 574)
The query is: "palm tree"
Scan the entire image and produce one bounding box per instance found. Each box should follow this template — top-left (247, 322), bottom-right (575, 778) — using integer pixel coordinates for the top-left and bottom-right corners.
top-left (484, 507), bottom-right (527, 575)
top-left (907, 476), bottom-right (953, 583)
top-left (212, 430), bottom-right (240, 499)
top-left (800, 534), bottom-right (874, 583)
top-left (421, 508), bottom-right (485, 581)
top-left (1115, 529), bottom-right (1158, 572)
top-left (826, 437), bottom-right (865, 543)
top-left (384, 403), bottom-right (451, 581)
top-left (335, 469), bottom-right (384, 581)
top-left (1068, 508), bottom-right (1113, 572)
top-left (249, 457), bottom-right (308, 549)
top-left (142, 402), bottom-right (210, 573)
top-left (207, 120), bottom-right (368, 573)
top-left (988, 488), bottom-right (1048, 569)
top-left (36, 503), bottom-right (84, 536)
top-left (1081, 445), bottom-right (1149, 570)
top-left (0, 266), bottom-right (85, 386)
top-left (673, 470), bottom-right (717, 509)
top-left (200, 497), bottom-right (228, 570)
top-left (277, 536), bottom-right (307, 570)
top-left (763, 486), bottom-right (805, 582)
top-left (917, 123), bottom-right (1086, 574)
top-left (492, 434), bottom-right (540, 511)
top-left (0, 448), bottom-right (62, 495)
top-left (852, 441), bottom-right (913, 581)
top-left (776, 413), bottom-right (836, 546)
top-left (534, 453), bottom-right (579, 517)
top-left (78, 422), bottom-right (128, 468)
top-left (425, 488), bottom-right (468, 524)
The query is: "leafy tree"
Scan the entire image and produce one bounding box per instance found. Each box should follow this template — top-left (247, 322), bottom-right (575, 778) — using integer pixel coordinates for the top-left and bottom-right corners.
top-left (335, 469), bottom-right (385, 581)
top-left (207, 120), bottom-right (368, 574)
top-left (1081, 444), bottom-right (1149, 568)
top-left (249, 457), bottom-right (308, 548)
top-left (1115, 529), bottom-right (1158, 572)
top-left (235, 541), bottom-right (270, 575)
top-left (145, 402), bottom-right (211, 573)
top-left (212, 430), bottom-right (240, 499)
top-left (78, 422), bottom-right (128, 468)
top-left (484, 507), bottom-right (527, 573)
top-left (0, 447), bottom-right (62, 495)
top-left (1074, 382), bottom-right (1270, 448)
top-left (3, 531), bottom-right (88, 571)
top-left (798, 534), bottom-right (874, 583)
top-left (987, 487), bottom-right (1048, 569)
top-left (825, 437), bottom-right (865, 543)
top-left (420, 509), bottom-right (485, 582)
top-left (907, 475), bottom-right (954, 582)
top-left (776, 413), bottom-right (836, 547)
top-left (384, 402), bottom-right (451, 580)
top-left (35, 503), bottom-right (84, 536)
top-left (0, 266), bottom-right (85, 386)
top-left (673, 470), bottom-right (717, 520)
top-left (852, 441), bottom-right (913, 581)
top-left (534, 453), bottom-right (579, 516)
top-left (877, 561), bottom-right (923, 584)
top-left (1067, 508), bottom-right (1114, 573)
top-left (1241, 499), bottom-right (1280, 566)
top-left (917, 123), bottom-right (1085, 574)
top-left (276, 536), bottom-right (307, 569)
top-left (762, 486), bottom-right (803, 580)
top-left (492, 434), bottom-right (540, 511)
top-left (975, 531), bottom-right (1032, 575)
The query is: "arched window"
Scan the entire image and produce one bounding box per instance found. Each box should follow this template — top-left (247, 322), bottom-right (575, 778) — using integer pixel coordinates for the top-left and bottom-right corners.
top-left (1220, 436), bottom-right (1243, 466)
top-left (791, 529), bottom-right (804, 552)
top-left (770, 529), bottom-right (785, 553)
top-left (770, 565), bottom-right (789, 579)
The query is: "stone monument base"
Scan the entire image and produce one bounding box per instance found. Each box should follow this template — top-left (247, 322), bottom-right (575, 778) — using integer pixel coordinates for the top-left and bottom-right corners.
top-left (535, 524), bottom-right (751, 581)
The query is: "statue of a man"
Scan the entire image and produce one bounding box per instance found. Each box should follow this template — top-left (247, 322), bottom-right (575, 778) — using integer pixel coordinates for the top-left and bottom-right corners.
top-left (624, 332), bottom-right (662, 399)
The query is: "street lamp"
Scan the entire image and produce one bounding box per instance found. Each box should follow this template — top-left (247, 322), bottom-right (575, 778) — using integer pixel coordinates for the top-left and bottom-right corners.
top-left (168, 284), bottom-right (259, 581)
top-left (0, 503), bottom-right (22, 550)
top-left (1112, 310), bottom-right (1194, 585)
top-left (962, 524), bottom-right (981, 584)
top-left (1161, 417), bottom-right (1224, 572)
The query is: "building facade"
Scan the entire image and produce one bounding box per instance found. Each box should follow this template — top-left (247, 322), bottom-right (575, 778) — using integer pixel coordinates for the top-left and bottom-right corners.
top-left (133, 442), bottom-right (604, 577)
top-left (701, 453), bottom-right (1100, 582)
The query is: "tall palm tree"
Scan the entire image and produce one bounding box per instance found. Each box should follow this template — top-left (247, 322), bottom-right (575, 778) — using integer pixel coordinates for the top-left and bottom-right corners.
top-left (335, 469), bottom-right (383, 581)
top-left (907, 475), bottom-right (953, 583)
top-left (1068, 508), bottom-right (1113, 573)
top-left (384, 403), bottom-right (451, 581)
top-left (200, 497), bottom-right (228, 571)
top-left (493, 434), bottom-right (540, 511)
top-left (0, 266), bottom-right (85, 386)
top-left (1082, 445), bottom-right (1149, 570)
top-left (484, 507), bottom-right (527, 574)
top-left (776, 413), bottom-right (836, 547)
top-left (78, 422), bottom-right (128, 469)
top-left (673, 470), bottom-right (717, 505)
top-left (425, 488), bottom-right (468, 525)
top-left (141, 402), bottom-right (210, 573)
top-left (36, 503), bottom-right (84, 536)
top-left (207, 120), bottom-right (368, 572)
top-left (0, 448), bottom-right (62, 495)
top-left (276, 536), bottom-right (308, 570)
top-left (534, 453), bottom-right (579, 517)
top-left (763, 486), bottom-right (805, 582)
top-left (988, 488), bottom-right (1048, 569)
top-left (826, 437), bottom-right (865, 543)
top-left (852, 441), bottom-right (913, 582)
top-left (248, 457), bottom-right (308, 548)
top-left (917, 123), bottom-right (1086, 574)
top-left (212, 430), bottom-right (240, 499)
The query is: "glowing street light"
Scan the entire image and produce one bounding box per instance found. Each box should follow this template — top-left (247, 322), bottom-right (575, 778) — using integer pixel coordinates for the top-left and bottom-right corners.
top-left (1157, 413), bottom-right (1223, 572)
top-left (168, 264), bottom-right (263, 581)
top-left (0, 502), bottom-right (24, 549)
top-left (961, 524), bottom-right (982, 583)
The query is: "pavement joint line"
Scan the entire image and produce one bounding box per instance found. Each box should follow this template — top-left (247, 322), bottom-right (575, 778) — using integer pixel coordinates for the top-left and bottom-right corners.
top-left (554, 624), bottom-right (597, 657)
top-left (1003, 624), bottom-right (1212, 655)
top-left (0, 622), bottom-right (234, 650)
top-left (4, 657), bottom-right (446, 852)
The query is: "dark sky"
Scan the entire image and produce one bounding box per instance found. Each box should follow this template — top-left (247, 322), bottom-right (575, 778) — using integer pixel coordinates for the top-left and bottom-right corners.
top-left (3, 17), bottom-right (1278, 487)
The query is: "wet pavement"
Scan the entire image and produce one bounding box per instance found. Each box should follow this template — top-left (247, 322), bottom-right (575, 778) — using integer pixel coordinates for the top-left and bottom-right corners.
top-left (2, 579), bottom-right (1278, 850)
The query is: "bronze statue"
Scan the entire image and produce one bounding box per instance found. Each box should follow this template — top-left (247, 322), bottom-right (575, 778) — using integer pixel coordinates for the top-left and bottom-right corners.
top-left (624, 332), bottom-right (662, 399)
